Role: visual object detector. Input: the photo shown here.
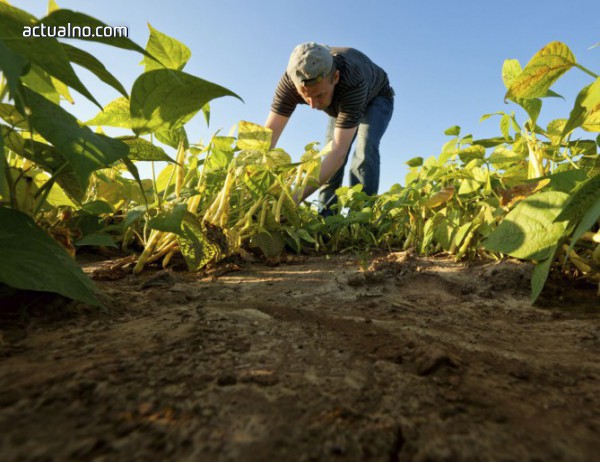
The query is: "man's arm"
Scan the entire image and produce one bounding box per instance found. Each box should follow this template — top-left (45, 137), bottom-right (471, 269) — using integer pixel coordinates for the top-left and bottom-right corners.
top-left (265, 111), bottom-right (290, 148)
top-left (297, 125), bottom-right (357, 202)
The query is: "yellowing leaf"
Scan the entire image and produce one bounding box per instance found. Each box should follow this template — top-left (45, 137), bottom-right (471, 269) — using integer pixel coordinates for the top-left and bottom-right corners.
top-left (424, 185), bottom-right (454, 208)
top-left (506, 42), bottom-right (575, 100)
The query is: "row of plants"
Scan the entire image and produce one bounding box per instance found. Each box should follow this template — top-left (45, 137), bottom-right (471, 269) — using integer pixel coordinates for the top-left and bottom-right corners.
top-left (0, 2), bottom-right (598, 307)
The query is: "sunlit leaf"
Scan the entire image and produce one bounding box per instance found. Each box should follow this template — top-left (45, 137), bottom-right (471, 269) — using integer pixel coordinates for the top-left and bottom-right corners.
top-left (483, 191), bottom-right (570, 260)
top-left (22, 87), bottom-right (129, 189)
top-left (142, 23), bottom-right (191, 72)
top-left (119, 136), bottom-right (175, 162)
top-left (406, 156), bottom-right (423, 168)
top-left (237, 121), bottom-right (272, 151)
top-left (86, 96), bottom-right (131, 128)
top-left (130, 69), bottom-right (242, 135)
top-left (21, 64), bottom-right (60, 104)
top-left (562, 77), bottom-right (600, 135)
top-left (505, 42), bottom-right (576, 100)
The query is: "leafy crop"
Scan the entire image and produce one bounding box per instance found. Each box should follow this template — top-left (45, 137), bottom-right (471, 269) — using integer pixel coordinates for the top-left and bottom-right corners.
top-left (1, 2), bottom-right (598, 306)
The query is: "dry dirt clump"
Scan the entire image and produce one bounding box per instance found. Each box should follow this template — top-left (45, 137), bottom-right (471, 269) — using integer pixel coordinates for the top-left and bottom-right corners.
top-left (1, 252), bottom-right (599, 461)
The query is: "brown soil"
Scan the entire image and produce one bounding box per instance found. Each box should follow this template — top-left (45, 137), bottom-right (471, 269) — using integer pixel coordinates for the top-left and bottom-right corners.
top-left (1, 251), bottom-right (599, 462)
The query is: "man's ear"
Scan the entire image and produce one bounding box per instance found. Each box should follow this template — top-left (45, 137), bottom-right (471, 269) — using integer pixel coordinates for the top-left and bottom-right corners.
top-left (333, 70), bottom-right (340, 85)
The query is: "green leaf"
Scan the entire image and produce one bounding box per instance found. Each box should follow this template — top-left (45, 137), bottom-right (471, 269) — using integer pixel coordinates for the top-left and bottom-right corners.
top-left (483, 191), bottom-right (570, 260)
top-left (142, 23), bottom-right (191, 72)
top-left (406, 156), bottom-right (423, 168)
top-left (21, 64), bottom-right (60, 104)
top-left (237, 121), bottom-right (272, 151)
top-left (251, 231), bottom-right (286, 258)
top-left (488, 145), bottom-right (524, 169)
top-left (0, 104), bottom-right (28, 128)
top-left (0, 128), bottom-right (6, 200)
top-left (47, 0), bottom-right (60, 14)
top-left (555, 174), bottom-right (600, 223)
top-left (85, 96), bottom-right (131, 128)
top-left (148, 203), bottom-right (188, 233)
top-left (82, 200), bottom-right (113, 215)
top-left (502, 59), bottom-right (522, 89)
top-left (62, 43), bottom-right (128, 97)
top-left (544, 169), bottom-right (589, 193)
top-left (155, 126), bottom-right (189, 149)
top-left (1, 125), bottom-right (86, 202)
top-left (472, 137), bottom-right (507, 148)
top-left (517, 98), bottom-right (542, 125)
top-left (22, 87), bottom-right (129, 189)
top-left (177, 215), bottom-right (224, 270)
top-left (0, 38), bottom-right (30, 99)
top-left (75, 232), bottom-right (118, 248)
top-left (130, 69), bottom-right (242, 135)
top-left (505, 42), bottom-right (576, 100)
top-left (562, 77), bottom-right (600, 136)
top-left (39, 9), bottom-right (151, 58)
top-left (457, 145), bottom-right (486, 164)
top-left (568, 194), bottom-right (600, 256)
top-left (0, 207), bottom-right (100, 306)
top-left (530, 249), bottom-right (556, 303)
top-left (0, 3), bottom-right (101, 109)
top-left (119, 136), bottom-right (175, 162)
top-left (444, 125), bottom-right (460, 136)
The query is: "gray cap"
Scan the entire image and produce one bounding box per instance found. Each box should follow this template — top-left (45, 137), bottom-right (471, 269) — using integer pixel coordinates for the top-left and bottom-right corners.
top-left (286, 42), bottom-right (333, 87)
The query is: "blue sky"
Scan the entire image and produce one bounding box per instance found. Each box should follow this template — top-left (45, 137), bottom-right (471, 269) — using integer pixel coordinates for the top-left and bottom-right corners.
top-left (17, 0), bottom-right (600, 193)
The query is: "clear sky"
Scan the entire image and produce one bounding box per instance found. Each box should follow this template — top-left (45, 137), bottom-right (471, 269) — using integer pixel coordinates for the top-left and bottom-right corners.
top-left (17, 0), bottom-right (600, 193)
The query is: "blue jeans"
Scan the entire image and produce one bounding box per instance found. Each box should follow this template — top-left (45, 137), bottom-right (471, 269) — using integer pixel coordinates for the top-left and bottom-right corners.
top-left (318, 95), bottom-right (394, 214)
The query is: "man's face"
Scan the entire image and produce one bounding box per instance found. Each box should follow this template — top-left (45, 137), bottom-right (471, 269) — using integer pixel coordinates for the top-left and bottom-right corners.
top-left (296, 70), bottom-right (340, 110)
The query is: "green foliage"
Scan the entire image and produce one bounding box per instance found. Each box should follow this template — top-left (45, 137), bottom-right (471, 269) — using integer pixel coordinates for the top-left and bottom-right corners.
top-left (0, 208), bottom-right (100, 306)
top-left (0, 2), bottom-right (241, 306)
top-left (2, 1), bottom-right (598, 307)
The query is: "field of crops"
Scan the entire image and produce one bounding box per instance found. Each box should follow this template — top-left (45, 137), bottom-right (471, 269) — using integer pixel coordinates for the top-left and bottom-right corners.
top-left (1, 3), bottom-right (599, 461)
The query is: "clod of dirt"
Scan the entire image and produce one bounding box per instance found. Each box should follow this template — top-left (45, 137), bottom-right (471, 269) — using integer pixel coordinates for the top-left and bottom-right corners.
top-left (138, 270), bottom-right (181, 289)
top-left (413, 346), bottom-right (458, 376)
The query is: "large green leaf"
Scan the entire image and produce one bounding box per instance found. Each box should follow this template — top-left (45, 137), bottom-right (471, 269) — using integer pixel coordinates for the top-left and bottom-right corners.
top-left (119, 136), bottom-right (175, 162)
top-left (556, 175), bottom-right (600, 257)
top-left (130, 69), bottom-right (242, 135)
top-left (148, 204), bottom-right (188, 234)
top-left (0, 207), bottom-right (100, 306)
top-left (20, 64), bottom-right (60, 104)
top-left (562, 77), bottom-right (600, 136)
top-left (142, 23), bottom-right (191, 72)
top-left (0, 3), bottom-right (101, 109)
top-left (505, 42), bottom-right (576, 100)
top-left (177, 215), bottom-right (223, 271)
top-left (38, 9), bottom-right (151, 59)
top-left (86, 96), bottom-right (131, 128)
top-left (483, 191), bottom-right (570, 260)
top-left (22, 87), bottom-right (129, 189)
top-left (0, 38), bottom-right (30, 100)
top-left (62, 43), bottom-right (128, 97)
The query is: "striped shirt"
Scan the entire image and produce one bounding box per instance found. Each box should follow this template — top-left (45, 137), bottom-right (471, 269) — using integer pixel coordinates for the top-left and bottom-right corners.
top-left (271, 47), bottom-right (394, 129)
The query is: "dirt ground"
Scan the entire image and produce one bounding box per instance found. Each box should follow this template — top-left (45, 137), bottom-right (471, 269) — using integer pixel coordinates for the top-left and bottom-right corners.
top-left (1, 250), bottom-right (599, 462)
